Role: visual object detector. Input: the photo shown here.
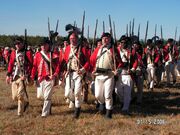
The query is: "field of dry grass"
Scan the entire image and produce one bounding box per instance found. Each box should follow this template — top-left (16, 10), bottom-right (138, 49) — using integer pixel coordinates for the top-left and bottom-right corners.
top-left (0, 69), bottom-right (179, 135)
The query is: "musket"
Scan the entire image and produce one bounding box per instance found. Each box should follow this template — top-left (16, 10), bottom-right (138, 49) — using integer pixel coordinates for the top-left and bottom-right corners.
top-left (144, 21), bottom-right (149, 44)
top-left (48, 18), bottom-right (59, 76)
top-left (154, 24), bottom-right (157, 43)
top-left (160, 25), bottom-right (163, 40)
top-left (132, 18), bottom-right (135, 36)
top-left (55, 20), bottom-right (59, 33)
top-left (113, 21), bottom-right (117, 43)
top-left (103, 21), bottom-right (105, 33)
top-left (129, 21), bottom-right (132, 37)
top-left (109, 15), bottom-right (116, 70)
top-left (154, 24), bottom-right (157, 38)
top-left (109, 15), bottom-right (113, 37)
top-left (126, 24), bottom-right (128, 37)
top-left (23, 29), bottom-right (29, 99)
top-left (48, 17), bottom-right (51, 40)
top-left (74, 21), bottom-right (76, 27)
top-left (78, 11), bottom-right (85, 70)
top-left (138, 23), bottom-right (140, 40)
top-left (87, 25), bottom-right (90, 43)
top-left (92, 19), bottom-right (98, 53)
top-left (174, 27), bottom-right (177, 41)
top-left (55, 19), bottom-right (59, 41)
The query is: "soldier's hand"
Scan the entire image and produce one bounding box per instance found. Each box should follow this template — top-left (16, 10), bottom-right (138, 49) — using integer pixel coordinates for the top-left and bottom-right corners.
top-left (112, 70), bottom-right (118, 76)
top-left (20, 75), bottom-right (26, 81)
top-left (6, 76), bottom-right (11, 84)
top-left (78, 68), bottom-right (86, 75)
top-left (49, 75), bottom-right (56, 80)
top-left (27, 78), bottom-right (34, 86)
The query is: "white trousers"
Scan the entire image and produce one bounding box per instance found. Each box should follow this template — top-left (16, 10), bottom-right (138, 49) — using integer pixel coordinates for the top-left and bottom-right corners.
top-left (37, 79), bottom-right (54, 116)
top-left (165, 62), bottom-right (176, 83)
top-left (147, 64), bottom-right (155, 89)
top-left (115, 74), bottom-right (133, 111)
top-left (95, 75), bottom-right (114, 110)
top-left (65, 72), bottom-right (82, 108)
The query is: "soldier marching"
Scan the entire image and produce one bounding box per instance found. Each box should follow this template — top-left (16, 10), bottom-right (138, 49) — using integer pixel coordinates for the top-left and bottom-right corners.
top-left (4, 15), bottom-right (180, 119)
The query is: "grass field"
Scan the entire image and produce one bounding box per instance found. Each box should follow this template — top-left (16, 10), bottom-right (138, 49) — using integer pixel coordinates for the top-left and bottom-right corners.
top-left (0, 70), bottom-right (179, 135)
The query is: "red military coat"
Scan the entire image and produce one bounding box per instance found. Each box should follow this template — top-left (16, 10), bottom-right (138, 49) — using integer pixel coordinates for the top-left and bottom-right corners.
top-left (117, 47), bottom-right (138, 70)
top-left (144, 47), bottom-right (160, 64)
top-left (62, 45), bottom-right (90, 72)
top-left (31, 51), bottom-right (60, 82)
top-left (163, 44), bottom-right (179, 62)
top-left (7, 49), bottom-right (33, 77)
top-left (90, 46), bottom-right (123, 72)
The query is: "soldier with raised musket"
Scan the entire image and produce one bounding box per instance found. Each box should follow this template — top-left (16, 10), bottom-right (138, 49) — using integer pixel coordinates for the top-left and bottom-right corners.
top-left (62, 31), bottom-right (90, 118)
top-left (6, 37), bottom-right (33, 117)
top-left (30, 37), bottom-right (60, 117)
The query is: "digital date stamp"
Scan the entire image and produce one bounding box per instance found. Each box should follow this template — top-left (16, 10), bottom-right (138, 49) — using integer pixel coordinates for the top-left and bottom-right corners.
top-left (136, 118), bottom-right (166, 125)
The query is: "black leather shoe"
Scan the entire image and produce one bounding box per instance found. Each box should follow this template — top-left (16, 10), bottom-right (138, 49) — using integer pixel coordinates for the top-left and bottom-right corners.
top-left (105, 109), bottom-right (112, 119)
top-left (73, 107), bottom-right (81, 119)
top-left (24, 101), bottom-right (29, 112)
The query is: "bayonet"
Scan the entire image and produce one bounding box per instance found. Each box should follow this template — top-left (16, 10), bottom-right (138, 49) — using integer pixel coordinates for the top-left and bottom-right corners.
top-left (129, 21), bottom-right (131, 37)
top-left (132, 18), bottom-right (135, 36)
top-left (92, 19), bottom-right (98, 53)
top-left (138, 23), bottom-right (140, 40)
top-left (113, 21), bottom-right (117, 43)
top-left (174, 27), bottom-right (177, 41)
top-left (108, 15), bottom-right (113, 37)
top-left (160, 25), bottom-right (163, 40)
top-left (103, 21), bottom-right (105, 33)
top-left (144, 21), bottom-right (149, 44)
top-left (126, 24), bottom-right (128, 37)
top-left (87, 25), bottom-right (90, 43)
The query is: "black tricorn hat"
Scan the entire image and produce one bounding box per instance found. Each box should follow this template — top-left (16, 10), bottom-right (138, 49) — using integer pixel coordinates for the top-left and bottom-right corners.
top-left (101, 32), bottom-right (111, 39)
top-left (155, 40), bottom-right (163, 45)
top-left (14, 37), bottom-right (24, 45)
top-left (119, 35), bottom-right (127, 42)
top-left (146, 39), bottom-right (152, 45)
top-left (167, 38), bottom-right (174, 43)
top-left (40, 37), bottom-right (50, 45)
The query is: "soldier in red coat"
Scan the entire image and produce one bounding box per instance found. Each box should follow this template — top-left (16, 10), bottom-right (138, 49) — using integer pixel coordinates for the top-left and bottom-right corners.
top-left (144, 39), bottom-right (160, 91)
top-left (6, 37), bottom-right (33, 116)
top-left (154, 40), bottom-right (164, 87)
top-left (115, 36), bottom-right (138, 115)
top-left (62, 32), bottom-right (90, 118)
top-left (131, 40), bottom-right (145, 105)
top-left (31, 37), bottom-right (60, 117)
top-left (163, 38), bottom-right (179, 86)
top-left (90, 32), bottom-right (123, 118)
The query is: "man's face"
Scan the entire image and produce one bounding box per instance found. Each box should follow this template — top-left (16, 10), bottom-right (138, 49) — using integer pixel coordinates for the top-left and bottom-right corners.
top-left (120, 40), bottom-right (126, 48)
top-left (15, 42), bottom-right (24, 51)
top-left (97, 41), bottom-right (102, 48)
top-left (64, 41), bottom-right (68, 47)
top-left (41, 43), bottom-right (49, 52)
top-left (167, 42), bottom-right (173, 47)
top-left (102, 36), bottom-right (111, 46)
top-left (69, 33), bottom-right (78, 46)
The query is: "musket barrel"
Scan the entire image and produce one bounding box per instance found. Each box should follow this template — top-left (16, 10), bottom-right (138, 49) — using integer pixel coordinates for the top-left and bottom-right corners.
top-left (144, 21), bottom-right (149, 44)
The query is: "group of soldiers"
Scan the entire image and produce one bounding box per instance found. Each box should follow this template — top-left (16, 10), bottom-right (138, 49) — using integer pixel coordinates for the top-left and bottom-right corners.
top-left (3, 24), bottom-right (180, 119)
